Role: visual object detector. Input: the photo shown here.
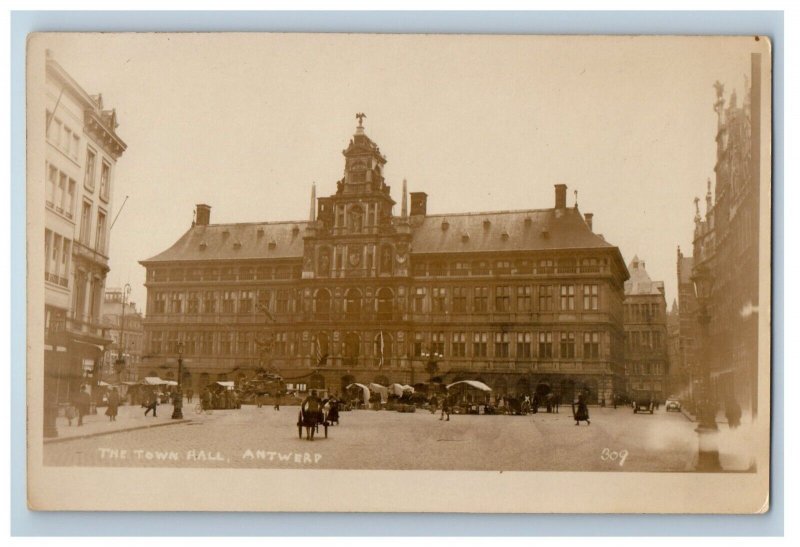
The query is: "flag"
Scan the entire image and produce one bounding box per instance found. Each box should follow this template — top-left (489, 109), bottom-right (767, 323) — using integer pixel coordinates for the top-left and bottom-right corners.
top-left (314, 336), bottom-right (323, 366)
top-left (378, 331), bottom-right (385, 368)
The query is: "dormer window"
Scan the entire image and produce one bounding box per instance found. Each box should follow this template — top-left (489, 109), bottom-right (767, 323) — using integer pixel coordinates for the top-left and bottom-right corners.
top-left (483, 219), bottom-right (491, 230)
top-left (233, 240), bottom-right (242, 249)
top-left (501, 231), bottom-right (509, 241)
top-left (268, 240), bottom-right (277, 249)
top-left (199, 241), bottom-right (207, 250)
top-left (441, 219), bottom-right (450, 231)
top-left (257, 228), bottom-right (265, 237)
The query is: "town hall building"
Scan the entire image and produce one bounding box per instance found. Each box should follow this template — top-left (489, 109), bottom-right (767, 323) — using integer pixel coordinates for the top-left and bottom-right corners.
top-left (140, 117), bottom-right (630, 404)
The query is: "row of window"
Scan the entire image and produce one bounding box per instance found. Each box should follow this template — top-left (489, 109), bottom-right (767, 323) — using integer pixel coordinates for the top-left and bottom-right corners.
top-left (625, 330), bottom-right (664, 351)
top-left (44, 229), bottom-right (71, 288)
top-left (411, 284), bottom-right (598, 313)
top-left (46, 111), bottom-right (81, 162)
top-left (46, 110), bottom-right (111, 200)
top-left (623, 302), bottom-right (662, 322)
top-left (46, 163), bottom-right (77, 220)
top-left (146, 256), bottom-right (609, 283)
top-left (148, 266), bottom-right (298, 283)
top-left (625, 362), bottom-right (666, 376)
top-left (149, 284), bottom-right (602, 317)
top-left (147, 330), bottom-right (604, 360)
top-left (413, 257), bottom-right (607, 277)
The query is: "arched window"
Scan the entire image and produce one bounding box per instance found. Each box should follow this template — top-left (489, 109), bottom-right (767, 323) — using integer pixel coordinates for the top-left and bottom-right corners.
top-left (376, 288), bottom-right (393, 320)
top-left (314, 289), bottom-right (331, 320)
top-left (309, 373), bottom-right (325, 390)
top-left (345, 288), bottom-right (362, 320)
top-left (343, 332), bottom-right (360, 366)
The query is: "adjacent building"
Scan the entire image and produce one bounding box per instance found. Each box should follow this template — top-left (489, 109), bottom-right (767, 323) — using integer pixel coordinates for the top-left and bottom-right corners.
top-left (622, 257), bottom-right (668, 402)
top-left (101, 287), bottom-right (144, 383)
top-left (140, 118), bottom-right (629, 404)
top-left (43, 51), bottom-right (127, 436)
top-left (686, 52), bottom-right (762, 418)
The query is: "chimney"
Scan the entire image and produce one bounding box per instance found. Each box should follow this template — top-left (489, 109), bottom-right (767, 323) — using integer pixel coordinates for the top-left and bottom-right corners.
top-left (410, 192), bottom-right (427, 216)
top-left (584, 213), bottom-right (593, 232)
top-left (554, 184), bottom-right (567, 209)
top-left (195, 204), bottom-right (211, 226)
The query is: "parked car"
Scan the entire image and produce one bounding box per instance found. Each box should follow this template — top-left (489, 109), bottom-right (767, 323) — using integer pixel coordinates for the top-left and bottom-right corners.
top-left (633, 397), bottom-right (654, 414)
top-left (665, 398), bottom-right (682, 412)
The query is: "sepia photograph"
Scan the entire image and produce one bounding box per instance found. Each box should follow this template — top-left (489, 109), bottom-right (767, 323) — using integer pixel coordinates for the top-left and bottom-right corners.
top-left (26, 32), bottom-right (772, 513)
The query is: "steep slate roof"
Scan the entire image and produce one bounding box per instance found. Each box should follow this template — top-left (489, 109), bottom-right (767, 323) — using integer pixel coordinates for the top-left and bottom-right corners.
top-left (143, 206), bottom-right (614, 264)
top-left (624, 257), bottom-right (665, 296)
top-left (142, 221), bottom-right (309, 263)
top-left (411, 207), bottom-right (612, 254)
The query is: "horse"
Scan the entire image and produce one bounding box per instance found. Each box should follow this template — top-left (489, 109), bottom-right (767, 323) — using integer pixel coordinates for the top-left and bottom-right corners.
top-left (297, 396), bottom-right (327, 440)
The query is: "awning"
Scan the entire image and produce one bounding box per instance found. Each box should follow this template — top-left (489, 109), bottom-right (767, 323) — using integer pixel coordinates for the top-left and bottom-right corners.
top-left (142, 376), bottom-right (167, 385)
top-left (389, 383), bottom-right (414, 396)
top-left (447, 380), bottom-right (492, 392)
top-left (97, 380), bottom-right (112, 387)
top-left (164, 380), bottom-right (179, 386)
top-left (346, 383), bottom-right (371, 405)
top-left (214, 381), bottom-right (235, 389)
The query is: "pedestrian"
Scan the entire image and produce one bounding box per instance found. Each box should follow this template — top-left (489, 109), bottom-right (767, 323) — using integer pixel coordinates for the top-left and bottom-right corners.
top-left (186, 388), bottom-right (194, 404)
top-left (553, 393), bottom-right (560, 413)
top-left (73, 385), bottom-right (91, 427)
top-left (725, 396), bottom-right (742, 429)
top-left (143, 389), bottom-right (158, 417)
top-left (429, 394), bottom-right (438, 414)
top-left (65, 403), bottom-right (76, 426)
top-left (202, 388), bottom-right (212, 411)
top-left (573, 390), bottom-right (590, 426)
top-left (440, 395), bottom-right (450, 421)
top-left (105, 387), bottom-right (120, 422)
top-left (274, 390), bottom-right (282, 411)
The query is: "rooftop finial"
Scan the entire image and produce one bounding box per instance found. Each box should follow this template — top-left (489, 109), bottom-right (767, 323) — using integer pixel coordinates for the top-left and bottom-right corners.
top-left (574, 189), bottom-right (579, 209)
top-left (309, 182), bottom-right (317, 222)
top-left (401, 178), bottom-right (408, 218)
top-left (356, 112), bottom-right (366, 128)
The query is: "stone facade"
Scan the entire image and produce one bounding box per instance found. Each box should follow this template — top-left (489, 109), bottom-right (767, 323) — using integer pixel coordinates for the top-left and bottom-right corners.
top-left (622, 257), bottom-right (668, 402)
top-left (686, 52), bottom-right (762, 417)
top-left (140, 120), bottom-right (629, 404)
top-left (43, 51), bottom-right (127, 436)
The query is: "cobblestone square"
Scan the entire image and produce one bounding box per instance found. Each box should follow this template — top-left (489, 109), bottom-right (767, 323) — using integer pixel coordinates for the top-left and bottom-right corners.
top-left (43, 404), bottom-right (757, 472)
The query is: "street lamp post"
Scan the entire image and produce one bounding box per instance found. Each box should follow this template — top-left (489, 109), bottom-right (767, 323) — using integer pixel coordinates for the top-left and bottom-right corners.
top-left (171, 341), bottom-right (184, 419)
top-left (114, 283), bottom-right (131, 383)
top-left (692, 264), bottom-right (721, 471)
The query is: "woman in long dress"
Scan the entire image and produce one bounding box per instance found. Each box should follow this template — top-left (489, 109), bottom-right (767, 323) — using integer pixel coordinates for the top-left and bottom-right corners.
top-left (573, 391), bottom-right (590, 426)
top-left (105, 387), bottom-right (120, 422)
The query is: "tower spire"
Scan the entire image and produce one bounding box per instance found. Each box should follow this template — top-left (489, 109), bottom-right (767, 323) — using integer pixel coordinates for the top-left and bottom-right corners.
top-left (309, 182), bottom-right (316, 222)
top-left (401, 178), bottom-right (408, 218)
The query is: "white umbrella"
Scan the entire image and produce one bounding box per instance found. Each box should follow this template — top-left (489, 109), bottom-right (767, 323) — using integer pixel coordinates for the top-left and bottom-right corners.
top-left (346, 383), bottom-right (371, 406)
top-left (446, 380), bottom-right (492, 392)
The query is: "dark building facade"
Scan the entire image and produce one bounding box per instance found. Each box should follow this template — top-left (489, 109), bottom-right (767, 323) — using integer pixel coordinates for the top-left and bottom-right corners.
top-left (140, 120), bottom-right (630, 404)
top-left (622, 257), bottom-right (668, 402)
top-left (688, 52), bottom-right (762, 418)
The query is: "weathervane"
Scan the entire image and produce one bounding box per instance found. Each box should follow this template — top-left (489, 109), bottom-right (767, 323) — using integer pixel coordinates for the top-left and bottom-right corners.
top-left (356, 112), bottom-right (366, 128)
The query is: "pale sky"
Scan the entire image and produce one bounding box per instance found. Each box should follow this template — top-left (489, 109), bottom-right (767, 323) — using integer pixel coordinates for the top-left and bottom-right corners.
top-left (39, 33), bottom-right (761, 311)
